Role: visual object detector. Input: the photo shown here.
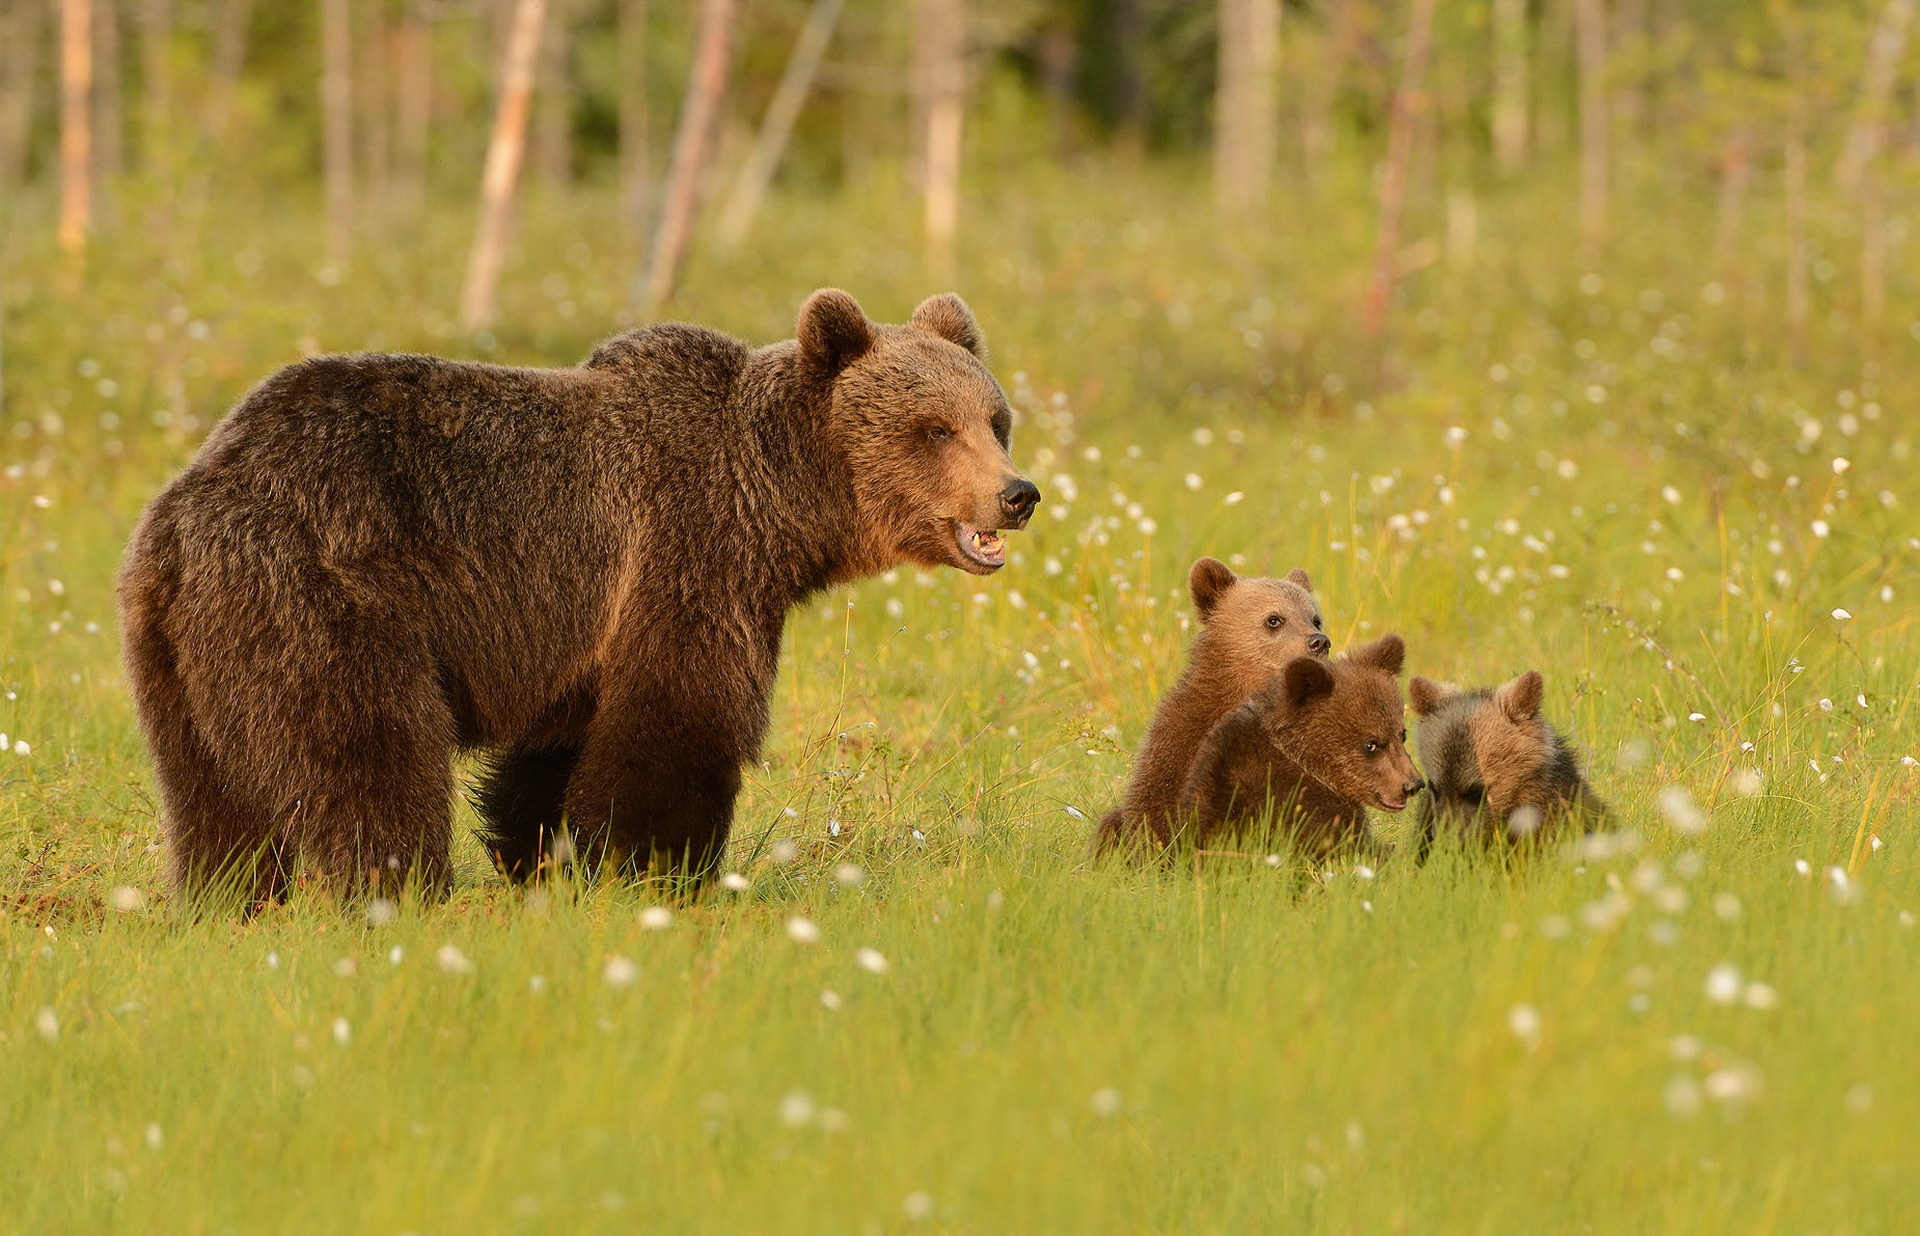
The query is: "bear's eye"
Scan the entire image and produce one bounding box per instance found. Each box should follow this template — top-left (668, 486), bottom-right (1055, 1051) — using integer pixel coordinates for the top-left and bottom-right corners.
top-left (1265, 614), bottom-right (1284, 630)
top-left (1460, 785), bottom-right (1485, 806)
top-left (926, 426), bottom-right (952, 442)
top-left (1363, 739), bottom-right (1380, 755)
top-left (1312, 615), bottom-right (1323, 629)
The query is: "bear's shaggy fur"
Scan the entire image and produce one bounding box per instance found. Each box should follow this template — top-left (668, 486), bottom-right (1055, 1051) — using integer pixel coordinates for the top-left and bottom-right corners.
top-left (1089, 557), bottom-right (1330, 857)
top-left (1407, 671), bottom-right (1603, 854)
top-left (119, 289), bottom-right (1039, 904)
top-left (1177, 635), bottom-right (1422, 859)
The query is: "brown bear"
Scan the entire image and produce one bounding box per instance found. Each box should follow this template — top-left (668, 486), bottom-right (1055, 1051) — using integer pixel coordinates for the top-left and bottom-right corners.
top-left (1407, 671), bottom-right (1604, 856)
top-left (1176, 635), bottom-right (1422, 860)
top-left (118, 289), bottom-right (1039, 905)
top-left (1088, 557), bottom-right (1330, 858)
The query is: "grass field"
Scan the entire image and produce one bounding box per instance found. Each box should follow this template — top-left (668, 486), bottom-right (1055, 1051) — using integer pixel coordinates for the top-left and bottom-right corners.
top-left (3, 160), bottom-right (1918, 1231)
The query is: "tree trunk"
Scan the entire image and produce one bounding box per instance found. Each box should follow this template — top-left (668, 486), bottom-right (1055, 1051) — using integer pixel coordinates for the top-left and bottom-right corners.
top-left (618, 0), bottom-right (649, 241)
top-left (1362, 0), bottom-right (1435, 338)
top-left (1835, 0), bottom-right (1916, 191)
top-left (1711, 131), bottom-right (1750, 276)
top-left (1611, 0), bottom-right (1645, 136)
top-left (58, 0), bottom-right (93, 256)
top-left (1214, 0), bottom-right (1279, 214)
top-left (1573, 0), bottom-right (1607, 243)
top-left (176, 0), bottom-right (249, 226)
top-left (459, 0), bottom-right (547, 333)
top-left (138, 0), bottom-right (170, 174)
top-left (532, 0), bottom-right (570, 185)
top-left (636, 0), bottom-right (731, 312)
top-left (1491, 0), bottom-right (1528, 171)
top-left (357, 0), bottom-right (391, 222)
top-left (1, 0), bottom-right (47, 189)
top-left (320, 0), bottom-right (355, 263)
top-left (916, 0), bottom-right (965, 275)
top-left (1299, 0), bottom-right (1352, 177)
top-left (717, 0), bottom-right (842, 247)
top-left (94, 0), bottom-right (122, 185)
top-left (392, 2), bottom-right (432, 215)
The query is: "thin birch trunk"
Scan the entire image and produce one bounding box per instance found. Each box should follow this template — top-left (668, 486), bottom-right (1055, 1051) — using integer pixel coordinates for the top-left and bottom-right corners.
top-left (1574, 0), bottom-right (1607, 243)
top-left (320, 0), bottom-right (355, 263)
top-left (1711, 131), bottom-right (1750, 275)
top-left (1299, 0), bottom-right (1351, 176)
top-left (636, 0), bottom-right (731, 312)
top-left (176, 0), bottom-right (249, 226)
top-left (138, 0), bottom-right (170, 174)
top-left (1492, 0), bottom-right (1528, 171)
top-left (917, 0), bottom-right (965, 274)
top-left (392, 3), bottom-right (431, 215)
top-left (1214, 0), bottom-right (1279, 213)
top-left (619, 0), bottom-right (649, 241)
top-left (532, 0), bottom-right (570, 184)
top-left (717, 0), bottom-right (843, 247)
top-left (358, 0), bottom-right (391, 222)
top-left (459, 0), bottom-right (547, 333)
top-left (95, 0), bottom-right (122, 184)
top-left (59, 0), bottom-right (94, 256)
top-left (1611, 0), bottom-right (1645, 135)
top-left (1836, 0), bottom-right (1916, 191)
top-left (1, 0), bottom-right (47, 189)
top-left (1362, 0), bottom-right (1435, 338)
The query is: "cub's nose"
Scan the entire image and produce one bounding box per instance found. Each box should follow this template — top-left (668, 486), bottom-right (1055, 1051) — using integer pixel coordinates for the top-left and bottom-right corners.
top-left (1403, 776), bottom-right (1427, 800)
top-left (1307, 632), bottom-right (1331, 656)
top-left (999, 478), bottom-right (1041, 528)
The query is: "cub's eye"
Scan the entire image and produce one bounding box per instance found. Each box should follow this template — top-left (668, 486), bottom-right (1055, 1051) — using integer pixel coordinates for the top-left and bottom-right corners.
top-left (1265, 614), bottom-right (1285, 629)
top-left (1400, 729), bottom-right (1407, 743)
top-left (926, 426), bottom-right (952, 442)
top-left (1312, 615), bottom-right (1323, 629)
top-left (1460, 785), bottom-right (1485, 805)
top-left (1363, 739), bottom-right (1380, 755)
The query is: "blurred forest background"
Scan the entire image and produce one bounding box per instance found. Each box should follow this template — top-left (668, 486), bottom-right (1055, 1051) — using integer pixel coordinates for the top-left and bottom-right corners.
top-left (2, 0), bottom-right (1916, 360)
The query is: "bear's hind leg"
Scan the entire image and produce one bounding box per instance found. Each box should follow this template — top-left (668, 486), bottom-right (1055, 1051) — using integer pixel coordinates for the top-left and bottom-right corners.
top-left (471, 745), bottom-right (583, 881)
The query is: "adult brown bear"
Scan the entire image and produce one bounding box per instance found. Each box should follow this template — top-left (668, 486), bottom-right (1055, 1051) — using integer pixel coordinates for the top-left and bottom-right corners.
top-left (119, 289), bottom-right (1039, 905)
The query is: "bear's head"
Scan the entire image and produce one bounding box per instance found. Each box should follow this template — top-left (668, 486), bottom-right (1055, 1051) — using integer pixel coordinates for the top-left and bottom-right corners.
top-left (1409, 670), bottom-right (1576, 839)
top-left (798, 288), bottom-right (1040, 577)
top-left (1187, 558), bottom-right (1331, 698)
top-left (1258, 634), bottom-right (1423, 812)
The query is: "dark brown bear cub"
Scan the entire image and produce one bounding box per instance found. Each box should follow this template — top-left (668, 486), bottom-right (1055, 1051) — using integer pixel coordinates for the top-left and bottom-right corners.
top-left (1089, 557), bottom-right (1330, 857)
top-left (119, 289), bottom-right (1039, 905)
top-left (1407, 671), bottom-right (1603, 855)
top-left (1177, 635), bottom-right (1422, 860)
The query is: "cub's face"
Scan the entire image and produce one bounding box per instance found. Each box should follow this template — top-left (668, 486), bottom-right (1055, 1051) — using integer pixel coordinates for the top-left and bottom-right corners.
top-left (1268, 636), bottom-right (1423, 812)
top-left (1409, 671), bottom-right (1556, 837)
top-left (799, 290), bottom-right (1039, 578)
top-left (1188, 558), bottom-right (1331, 697)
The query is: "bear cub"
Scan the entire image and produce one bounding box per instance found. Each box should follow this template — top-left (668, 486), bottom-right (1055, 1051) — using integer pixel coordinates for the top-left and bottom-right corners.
top-left (1090, 557), bottom-right (1330, 857)
top-left (1407, 670), bottom-right (1604, 854)
top-left (1177, 634), bottom-right (1422, 860)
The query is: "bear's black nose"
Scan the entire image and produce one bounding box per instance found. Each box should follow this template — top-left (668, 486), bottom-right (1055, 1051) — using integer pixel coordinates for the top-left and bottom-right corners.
top-left (999, 478), bottom-right (1041, 527)
top-left (1307, 632), bottom-right (1331, 656)
top-left (1403, 776), bottom-right (1426, 799)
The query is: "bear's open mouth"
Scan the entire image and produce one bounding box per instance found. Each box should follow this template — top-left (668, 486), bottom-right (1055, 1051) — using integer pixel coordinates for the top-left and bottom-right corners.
top-left (954, 521), bottom-right (1007, 570)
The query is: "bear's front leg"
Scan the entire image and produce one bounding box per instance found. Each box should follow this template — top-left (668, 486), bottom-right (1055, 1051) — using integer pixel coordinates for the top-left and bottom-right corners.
top-left (563, 662), bottom-right (764, 884)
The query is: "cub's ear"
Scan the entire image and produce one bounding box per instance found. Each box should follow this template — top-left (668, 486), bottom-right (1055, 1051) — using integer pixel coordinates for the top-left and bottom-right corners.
top-left (1189, 557), bottom-right (1237, 620)
top-left (1285, 568), bottom-right (1312, 592)
top-left (798, 288), bottom-right (876, 375)
top-left (910, 293), bottom-right (986, 358)
top-left (1282, 656), bottom-right (1337, 709)
top-left (1494, 670), bottom-right (1545, 723)
top-left (1347, 633), bottom-right (1406, 677)
top-left (1408, 675), bottom-right (1457, 717)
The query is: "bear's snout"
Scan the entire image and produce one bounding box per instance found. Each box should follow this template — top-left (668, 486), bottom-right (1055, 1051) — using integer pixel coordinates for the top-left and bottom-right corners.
top-left (999, 478), bottom-right (1042, 528)
top-left (1306, 632), bottom-right (1331, 657)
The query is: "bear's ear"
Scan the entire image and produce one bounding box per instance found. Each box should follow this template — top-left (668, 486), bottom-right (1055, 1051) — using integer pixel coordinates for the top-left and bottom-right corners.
top-left (1189, 557), bottom-right (1237, 620)
top-left (1494, 670), bottom-right (1545, 723)
top-left (1285, 567), bottom-right (1312, 592)
top-left (1282, 656), bottom-right (1337, 709)
top-left (1408, 675), bottom-right (1457, 717)
top-left (1347, 633), bottom-right (1406, 677)
top-left (798, 288), bottom-right (876, 375)
top-left (910, 293), bottom-right (987, 358)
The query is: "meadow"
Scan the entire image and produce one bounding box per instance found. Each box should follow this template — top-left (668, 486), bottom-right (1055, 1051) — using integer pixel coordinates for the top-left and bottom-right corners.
top-left (2, 150), bottom-right (1918, 1231)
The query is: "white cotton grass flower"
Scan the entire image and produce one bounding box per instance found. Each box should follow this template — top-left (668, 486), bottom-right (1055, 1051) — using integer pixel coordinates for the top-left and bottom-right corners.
top-left (1223, 491), bottom-right (1244, 505)
top-left (786, 916), bottom-right (821, 945)
top-left (771, 838), bottom-right (798, 864)
top-left (1090, 1088), bottom-right (1122, 1117)
top-left (332, 957), bottom-right (356, 977)
top-left (1713, 892), bottom-right (1742, 920)
top-left (1732, 768), bottom-right (1763, 796)
top-left (1184, 472), bottom-right (1203, 490)
top-left (35, 1007), bottom-right (58, 1042)
top-left (903, 1192), bottom-right (935, 1222)
top-left (389, 945), bottom-right (404, 966)
top-left (639, 906), bottom-right (673, 931)
top-left (819, 989), bottom-right (842, 1011)
top-left (833, 863), bottom-right (865, 887)
top-left (331, 1016), bottom-right (351, 1046)
top-left (435, 944), bottom-right (475, 975)
top-left (1658, 786), bottom-right (1707, 835)
top-left (719, 871), bottom-right (751, 892)
top-left (1687, 712), bottom-right (1706, 723)
top-left (1794, 859), bottom-right (1812, 877)
top-left (779, 1091), bottom-right (816, 1127)
top-left (11, 739), bottom-right (29, 756)
top-left (1445, 426), bottom-right (1470, 447)
top-left (1742, 982), bottom-right (1779, 1010)
top-left (144, 1124), bottom-right (163, 1151)
top-left (1704, 963), bottom-right (1743, 1005)
top-left (1845, 1083), bottom-right (1875, 1114)
top-left (366, 898), bottom-right (397, 927)
top-left (107, 886), bottom-right (146, 913)
top-left (1812, 519), bottom-right (1830, 538)
top-left (603, 956), bottom-right (639, 987)
top-left (1832, 608), bottom-right (1852, 621)
top-left (1664, 1076), bottom-right (1703, 1117)
top-left (1704, 1063), bottom-right (1764, 1105)
top-left (1832, 456), bottom-right (1851, 474)
top-left (1827, 866), bottom-right (1858, 904)
top-left (1508, 1003), bottom-right (1542, 1048)
top-left (855, 947), bottom-right (888, 974)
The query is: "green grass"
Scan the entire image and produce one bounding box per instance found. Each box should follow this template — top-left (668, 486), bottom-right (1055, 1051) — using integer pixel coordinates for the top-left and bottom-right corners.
top-left (3, 157), bottom-right (1918, 1230)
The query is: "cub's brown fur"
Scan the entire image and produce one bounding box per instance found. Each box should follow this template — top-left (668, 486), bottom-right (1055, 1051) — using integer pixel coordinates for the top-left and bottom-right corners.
top-left (1177, 635), bottom-right (1422, 859)
top-left (1089, 557), bottom-right (1329, 856)
top-left (1408, 671), bottom-right (1603, 854)
top-left (119, 289), bottom-right (1039, 905)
